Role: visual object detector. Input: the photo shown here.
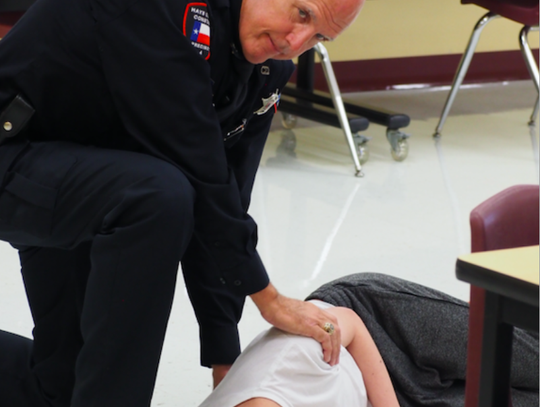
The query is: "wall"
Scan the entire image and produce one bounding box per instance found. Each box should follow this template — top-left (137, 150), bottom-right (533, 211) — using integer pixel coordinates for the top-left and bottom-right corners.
top-left (325, 0), bottom-right (539, 62)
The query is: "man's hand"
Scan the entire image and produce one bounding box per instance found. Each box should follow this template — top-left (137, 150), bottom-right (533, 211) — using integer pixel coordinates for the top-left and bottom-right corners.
top-left (212, 364), bottom-right (232, 388)
top-left (250, 283), bottom-right (341, 365)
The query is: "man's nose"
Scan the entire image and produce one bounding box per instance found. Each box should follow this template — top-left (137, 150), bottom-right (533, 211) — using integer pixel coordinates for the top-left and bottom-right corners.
top-left (286, 26), bottom-right (316, 54)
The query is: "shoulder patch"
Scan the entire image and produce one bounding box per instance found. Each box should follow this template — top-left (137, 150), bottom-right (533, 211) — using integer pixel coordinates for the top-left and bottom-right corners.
top-left (183, 3), bottom-right (211, 60)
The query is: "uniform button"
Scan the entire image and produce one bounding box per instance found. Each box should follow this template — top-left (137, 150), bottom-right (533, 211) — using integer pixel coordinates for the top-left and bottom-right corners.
top-left (213, 241), bottom-right (222, 248)
top-left (3, 122), bottom-right (12, 131)
top-left (219, 278), bottom-right (226, 284)
top-left (234, 280), bottom-right (242, 286)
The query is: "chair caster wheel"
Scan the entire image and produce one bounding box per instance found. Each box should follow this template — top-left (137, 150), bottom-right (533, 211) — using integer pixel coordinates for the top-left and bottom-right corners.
top-left (281, 130), bottom-right (297, 151)
top-left (391, 139), bottom-right (409, 162)
top-left (357, 143), bottom-right (370, 165)
top-left (276, 130), bottom-right (297, 157)
top-left (386, 129), bottom-right (410, 162)
top-left (281, 113), bottom-right (298, 129)
top-left (353, 134), bottom-right (371, 165)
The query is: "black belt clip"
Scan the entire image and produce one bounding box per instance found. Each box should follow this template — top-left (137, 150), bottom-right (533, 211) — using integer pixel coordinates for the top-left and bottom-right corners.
top-left (0, 94), bottom-right (35, 144)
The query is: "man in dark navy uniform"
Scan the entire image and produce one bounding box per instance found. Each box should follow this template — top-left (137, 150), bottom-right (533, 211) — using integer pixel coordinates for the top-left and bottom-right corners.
top-left (0, 0), bottom-right (363, 405)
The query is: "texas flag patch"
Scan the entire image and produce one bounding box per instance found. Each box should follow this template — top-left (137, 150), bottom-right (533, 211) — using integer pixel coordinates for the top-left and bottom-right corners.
top-left (191, 21), bottom-right (210, 46)
top-left (183, 3), bottom-right (211, 60)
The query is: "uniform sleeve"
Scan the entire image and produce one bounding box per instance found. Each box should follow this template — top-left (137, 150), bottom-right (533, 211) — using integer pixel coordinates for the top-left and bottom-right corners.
top-left (181, 93), bottom-right (280, 367)
top-left (181, 58), bottom-right (295, 366)
top-left (91, 0), bottom-right (268, 295)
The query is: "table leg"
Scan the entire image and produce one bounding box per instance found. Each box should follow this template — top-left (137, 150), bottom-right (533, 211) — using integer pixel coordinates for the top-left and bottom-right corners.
top-left (479, 291), bottom-right (513, 407)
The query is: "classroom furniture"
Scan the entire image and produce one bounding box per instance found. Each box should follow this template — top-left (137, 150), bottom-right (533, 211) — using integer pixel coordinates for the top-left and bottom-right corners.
top-left (0, 0), bottom-right (34, 38)
top-left (456, 246), bottom-right (539, 407)
top-left (279, 44), bottom-right (411, 177)
top-left (433, 0), bottom-right (540, 138)
top-left (461, 184), bottom-right (539, 407)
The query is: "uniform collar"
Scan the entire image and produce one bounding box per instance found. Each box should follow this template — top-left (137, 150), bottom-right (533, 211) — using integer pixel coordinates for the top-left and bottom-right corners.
top-left (228, 0), bottom-right (254, 81)
top-left (210, 0), bottom-right (249, 63)
top-left (230, 0), bottom-right (247, 60)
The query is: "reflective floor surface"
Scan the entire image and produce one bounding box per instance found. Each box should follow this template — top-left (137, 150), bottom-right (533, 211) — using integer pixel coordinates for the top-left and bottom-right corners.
top-left (0, 80), bottom-right (538, 406)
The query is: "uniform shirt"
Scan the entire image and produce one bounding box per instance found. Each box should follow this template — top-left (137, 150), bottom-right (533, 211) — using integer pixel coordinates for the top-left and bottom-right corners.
top-left (199, 301), bottom-right (371, 407)
top-left (0, 0), bottom-right (295, 366)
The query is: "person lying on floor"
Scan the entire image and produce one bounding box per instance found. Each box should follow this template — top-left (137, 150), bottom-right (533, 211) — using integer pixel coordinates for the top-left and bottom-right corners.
top-left (198, 273), bottom-right (539, 407)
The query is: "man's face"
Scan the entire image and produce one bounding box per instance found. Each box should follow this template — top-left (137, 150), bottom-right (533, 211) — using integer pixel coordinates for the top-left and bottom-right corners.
top-left (238, 0), bottom-right (363, 64)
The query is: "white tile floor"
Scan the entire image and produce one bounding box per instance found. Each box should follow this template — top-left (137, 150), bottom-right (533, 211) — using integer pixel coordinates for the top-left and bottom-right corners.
top-left (0, 80), bottom-right (538, 406)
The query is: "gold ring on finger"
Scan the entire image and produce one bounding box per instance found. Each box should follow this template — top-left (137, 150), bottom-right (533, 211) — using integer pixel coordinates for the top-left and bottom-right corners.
top-left (322, 322), bottom-right (335, 335)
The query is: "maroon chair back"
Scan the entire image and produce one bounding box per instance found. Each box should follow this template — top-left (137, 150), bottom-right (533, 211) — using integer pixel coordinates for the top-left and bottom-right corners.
top-left (470, 184), bottom-right (539, 252)
top-left (0, 11), bottom-right (23, 38)
top-left (462, 0), bottom-right (539, 26)
top-left (466, 184), bottom-right (539, 407)
top-left (0, 0), bottom-right (35, 38)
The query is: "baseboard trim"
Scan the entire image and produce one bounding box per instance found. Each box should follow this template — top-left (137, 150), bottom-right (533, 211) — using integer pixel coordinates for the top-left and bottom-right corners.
top-left (289, 49), bottom-right (540, 93)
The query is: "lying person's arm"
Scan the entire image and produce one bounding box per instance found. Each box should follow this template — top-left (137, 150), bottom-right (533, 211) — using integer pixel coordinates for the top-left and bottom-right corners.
top-left (327, 306), bottom-right (400, 407)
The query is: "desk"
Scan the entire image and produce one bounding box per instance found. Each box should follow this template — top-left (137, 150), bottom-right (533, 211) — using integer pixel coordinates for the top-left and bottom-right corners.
top-left (456, 245), bottom-right (539, 407)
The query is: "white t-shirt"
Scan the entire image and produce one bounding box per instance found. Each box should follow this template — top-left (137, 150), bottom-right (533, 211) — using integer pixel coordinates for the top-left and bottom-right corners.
top-left (198, 300), bottom-right (369, 407)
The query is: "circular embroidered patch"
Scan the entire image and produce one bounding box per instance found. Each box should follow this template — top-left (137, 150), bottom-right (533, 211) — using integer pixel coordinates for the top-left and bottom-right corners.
top-left (183, 2), bottom-right (211, 60)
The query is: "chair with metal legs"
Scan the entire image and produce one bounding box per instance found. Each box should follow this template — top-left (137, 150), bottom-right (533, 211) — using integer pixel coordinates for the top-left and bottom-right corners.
top-left (279, 44), bottom-right (370, 177)
top-left (433, 0), bottom-right (539, 138)
top-left (520, 26), bottom-right (540, 125)
top-left (279, 44), bottom-right (411, 177)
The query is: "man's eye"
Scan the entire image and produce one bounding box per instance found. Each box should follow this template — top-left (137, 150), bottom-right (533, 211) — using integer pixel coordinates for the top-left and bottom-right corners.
top-left (299, 9), bottom-right (307, 18)
top-left (316, 34), bottom-right (328, 42)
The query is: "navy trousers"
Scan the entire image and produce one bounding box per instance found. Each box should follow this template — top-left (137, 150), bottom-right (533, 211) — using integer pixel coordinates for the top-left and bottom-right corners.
top-left (0, 140), bottom-right (196, 407)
